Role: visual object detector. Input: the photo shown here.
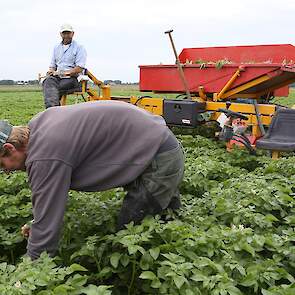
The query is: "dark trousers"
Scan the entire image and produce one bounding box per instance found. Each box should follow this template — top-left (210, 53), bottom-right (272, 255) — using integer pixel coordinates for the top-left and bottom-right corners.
top-left (117, 143), bottom-right (185, 230)
top-left (42, 76), bottom-right (79, 109)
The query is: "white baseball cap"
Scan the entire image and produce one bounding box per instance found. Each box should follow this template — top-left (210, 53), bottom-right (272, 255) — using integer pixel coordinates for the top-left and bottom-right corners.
top-left (60, 24), bottom-right (74, 33)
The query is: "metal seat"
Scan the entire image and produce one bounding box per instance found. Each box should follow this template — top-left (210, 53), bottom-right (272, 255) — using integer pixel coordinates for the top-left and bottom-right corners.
top-left (60, 77), bottom-right (88, 105)
top-left (256, 108), bottom-right (295, 158)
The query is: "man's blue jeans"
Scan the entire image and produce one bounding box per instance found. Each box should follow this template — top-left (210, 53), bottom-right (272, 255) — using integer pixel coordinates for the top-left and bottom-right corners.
top-left (42, 76), bottom-right (79, 108)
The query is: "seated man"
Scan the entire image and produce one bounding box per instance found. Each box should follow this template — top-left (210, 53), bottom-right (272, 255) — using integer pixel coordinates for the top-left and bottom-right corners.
top-left (43, 24), bottom-right (87, 108)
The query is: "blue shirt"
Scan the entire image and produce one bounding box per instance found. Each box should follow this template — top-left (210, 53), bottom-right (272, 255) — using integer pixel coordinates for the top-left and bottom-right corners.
top-left (49, 40), bottom-right (87, 71)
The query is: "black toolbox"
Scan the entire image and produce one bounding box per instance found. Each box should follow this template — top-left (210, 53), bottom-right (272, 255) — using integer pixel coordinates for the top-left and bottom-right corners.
top-left (163, 100), bottom-right (206, 127)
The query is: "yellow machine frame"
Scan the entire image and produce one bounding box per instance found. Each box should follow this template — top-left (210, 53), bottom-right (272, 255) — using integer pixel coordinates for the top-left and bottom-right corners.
top-left (60, 69), bottom-right (293, 158)
top-left (61, 69), bottom-right (279, 136)
top-left (60, 70), bottom-right (111, 106)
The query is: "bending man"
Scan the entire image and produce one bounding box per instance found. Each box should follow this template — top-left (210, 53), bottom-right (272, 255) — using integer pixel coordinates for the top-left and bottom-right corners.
top-left (0, 101), bottom-right (184, 259)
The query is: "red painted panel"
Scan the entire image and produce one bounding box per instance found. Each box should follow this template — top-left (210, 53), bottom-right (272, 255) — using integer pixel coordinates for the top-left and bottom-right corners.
top-left (274, 86), bottom-right (289, 97)
top-left (139, 64), bottom-right (283, 93)
top-left (179, 44), bottom-right (295, 64)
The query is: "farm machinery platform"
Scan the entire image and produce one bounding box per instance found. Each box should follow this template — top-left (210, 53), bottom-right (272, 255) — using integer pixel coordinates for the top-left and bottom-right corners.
top-left (59, 36), bottom-right (295, 158)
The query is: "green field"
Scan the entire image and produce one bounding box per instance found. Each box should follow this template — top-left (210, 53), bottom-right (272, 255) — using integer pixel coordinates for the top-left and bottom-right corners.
top-left (0, 88), bottom-right (295, 294)
top-left (0, 85), bottom-right (294, 125)
top-left (0, 85), bottom-right (151, 125)
top-left (272, 88), bottom-right (295, 107)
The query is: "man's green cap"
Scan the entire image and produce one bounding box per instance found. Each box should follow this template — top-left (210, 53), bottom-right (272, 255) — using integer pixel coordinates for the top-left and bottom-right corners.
top-left (0, 121), bottom-right (12, 149)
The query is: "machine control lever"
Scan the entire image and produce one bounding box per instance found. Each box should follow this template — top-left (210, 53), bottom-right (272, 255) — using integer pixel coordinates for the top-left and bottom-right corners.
top-left (165, 29), bottom-right (192, 100)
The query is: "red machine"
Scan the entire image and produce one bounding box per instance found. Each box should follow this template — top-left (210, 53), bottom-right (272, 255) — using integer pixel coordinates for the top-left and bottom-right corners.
top-left (140, 44), bottom-right (295, 99)
top-left (138, 41), bottom-right (295, 158)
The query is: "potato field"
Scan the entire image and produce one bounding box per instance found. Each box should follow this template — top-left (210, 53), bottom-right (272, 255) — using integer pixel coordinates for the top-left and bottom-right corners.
top-left (0, 87), bottom-right (294, 295)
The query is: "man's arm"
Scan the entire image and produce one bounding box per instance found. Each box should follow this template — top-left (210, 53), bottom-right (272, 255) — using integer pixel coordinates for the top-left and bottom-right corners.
top-left (64, 45), bottom-right (87, 77)
top-left (48, 47), bottom-right (57, 74)
top-left (64, 66), bottom-right (84, 77)
top-left (75, 45), bottom-right (87, 69)
top-left (27, 160), bottom-right (72, 260)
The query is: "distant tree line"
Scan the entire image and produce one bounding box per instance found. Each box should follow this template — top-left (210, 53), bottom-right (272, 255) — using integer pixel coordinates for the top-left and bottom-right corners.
top-left (102, 80), bottom-right (138, 85)
top-left (103, 80), bottom-right (122, 85)
top-left (0, 80), bottom-right (39, 85)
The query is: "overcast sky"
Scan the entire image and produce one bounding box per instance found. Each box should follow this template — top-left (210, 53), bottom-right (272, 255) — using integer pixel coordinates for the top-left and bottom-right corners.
top-left (0, 0), bottom-right (294, 82)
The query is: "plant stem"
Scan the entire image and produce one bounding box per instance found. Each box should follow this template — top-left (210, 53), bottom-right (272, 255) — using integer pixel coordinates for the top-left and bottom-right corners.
top-left (128, 259), bottom-right (136, 295)
top-left (10, 249), bottom-right (14, 264)
top-left (94, 255), bottom-right (101, 273)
